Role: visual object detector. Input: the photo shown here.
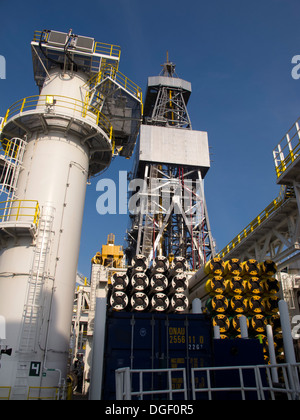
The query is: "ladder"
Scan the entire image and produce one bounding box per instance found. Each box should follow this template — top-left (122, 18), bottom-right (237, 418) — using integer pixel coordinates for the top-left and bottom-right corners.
top-left (19, 212), bottom-right (54, 353)
top-left (12, 208), bottom-right (54, 399)
top-left (83, 58), bottom-right (114, 115)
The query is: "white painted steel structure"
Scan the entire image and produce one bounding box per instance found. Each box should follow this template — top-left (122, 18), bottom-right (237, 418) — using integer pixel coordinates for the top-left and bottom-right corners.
top-left (0, 30), bottom-right (142, 399)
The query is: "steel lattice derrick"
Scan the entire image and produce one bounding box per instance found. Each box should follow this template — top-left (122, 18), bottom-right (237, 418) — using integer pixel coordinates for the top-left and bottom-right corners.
top-left (126, 163), bottom-right (214, 270)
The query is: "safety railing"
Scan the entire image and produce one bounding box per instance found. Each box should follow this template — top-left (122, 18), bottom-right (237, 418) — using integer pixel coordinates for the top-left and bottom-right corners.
top-left (273, 118), bottom-right (300, 178)
top-left (1, 95), bottom-right (113, 142)
top-left (0, 137), bottom-right (27, 201)
top-left (27, 386), bottom-right (59, 400)
top-left (1, 138), bottom-right (15, 157)
top-left (85, 63), bottom-right (143, 105)
top-left (0, 137), bottom-right (25, 160)
top-left (217, 191), bottom-right (286, 258)
top-left (94, 42), bottom-right (121, 59)
top-left (0, 387), bottom-right (11, 400)
top-left (0, 200), bottom-right (40, 226)
top-left (32, 30), bottom-right (121, 60)
top-left (115, 367), bottom-right (188, 400)
top-left (32, 30), bottom-right (49, 43)
top-left (192, 363), bottom-right (300, 400)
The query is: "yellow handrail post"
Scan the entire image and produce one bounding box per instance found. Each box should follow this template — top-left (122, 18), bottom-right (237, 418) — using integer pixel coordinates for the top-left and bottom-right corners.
top-left (34, 202), bottom-right (39, 225)
top-left (4, 108), bottom-right (10, 125)
top-left (20, 98), bottom-right (26, 113)
top-left (16, 200), bottom-right (21, 221)
top-left (4, 138), bottom-right (10, 155)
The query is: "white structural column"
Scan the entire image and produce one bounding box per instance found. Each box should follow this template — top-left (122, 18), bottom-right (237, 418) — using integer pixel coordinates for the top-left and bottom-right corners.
top-left (0, 69), bottom-right (109, 398)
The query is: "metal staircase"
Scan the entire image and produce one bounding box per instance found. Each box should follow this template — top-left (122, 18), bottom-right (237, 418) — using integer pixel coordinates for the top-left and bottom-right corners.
top-left (83, 63), bottom-right (143, 158)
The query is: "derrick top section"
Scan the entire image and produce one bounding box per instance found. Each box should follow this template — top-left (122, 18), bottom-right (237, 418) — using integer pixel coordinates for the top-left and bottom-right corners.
top-left (135, 57), bottom-right (210, 177)
top-left (160, 52), bottom-right (176, 77)
top-left (143, 57), bottom-right (192, 129)
top-left (31, 29), bottom-right (121, 88)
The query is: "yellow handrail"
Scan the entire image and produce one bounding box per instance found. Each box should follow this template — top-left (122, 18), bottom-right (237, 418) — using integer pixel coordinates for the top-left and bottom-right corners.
top-left (273, 118), bottom-right (300, 178)
top-left (32, 30), bottom-right (46, 42)
top-left (85, 63), bottom-right (143, 104)
top-left (94, 42), bottom-right (121, 59)
top-left (1, 137), bottom-right (20, 158)
top-left (0, 200), bottom-right (40, 227)
top-left (32, 30), bottom-right (121, 60)
top-left (27, 386), bottom-right (59, 400)
top-left (0, 387), bottom-right (11, 400)
top-left (1, 95), bottom-right (114, 141)
top-left (275, 142), bottom-right (300, 178)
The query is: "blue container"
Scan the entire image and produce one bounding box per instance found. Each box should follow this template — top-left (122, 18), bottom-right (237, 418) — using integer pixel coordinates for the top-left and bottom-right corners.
top-left (164, 314), bottom-right (212, 398)
top-left (102, 312), bottom-right (213, 400)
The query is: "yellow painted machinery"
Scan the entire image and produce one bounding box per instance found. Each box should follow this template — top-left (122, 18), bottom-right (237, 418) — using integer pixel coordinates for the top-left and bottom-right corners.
top-left (91, 233), bottom-right (124, 268)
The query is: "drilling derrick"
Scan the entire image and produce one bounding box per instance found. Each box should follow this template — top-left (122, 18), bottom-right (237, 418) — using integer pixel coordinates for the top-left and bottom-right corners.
top-left (126, 57), bottom-right (215, 269)
top-left (0, 29), bottom-right (142, 400)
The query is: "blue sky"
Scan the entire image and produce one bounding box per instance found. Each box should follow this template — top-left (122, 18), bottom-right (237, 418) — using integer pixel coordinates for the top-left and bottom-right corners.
top-left (1, 0), bottom-right (300, 277)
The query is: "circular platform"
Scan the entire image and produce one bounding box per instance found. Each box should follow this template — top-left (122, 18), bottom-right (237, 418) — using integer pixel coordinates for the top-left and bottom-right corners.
top-left (0, 95), bottom-right (113, 176)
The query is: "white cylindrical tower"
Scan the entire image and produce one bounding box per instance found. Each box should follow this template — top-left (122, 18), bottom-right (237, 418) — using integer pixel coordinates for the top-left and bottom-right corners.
top-left (0, 29), bottom-right (142, 400)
